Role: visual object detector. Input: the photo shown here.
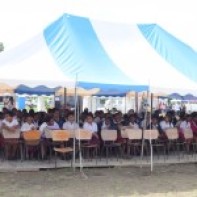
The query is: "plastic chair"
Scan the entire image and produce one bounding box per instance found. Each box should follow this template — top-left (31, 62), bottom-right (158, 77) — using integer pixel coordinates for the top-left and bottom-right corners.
top-left (101, 129), bottom-right (122, 164)
top-left (165, 128), bottom-right (183, 159)
top-left (182, 128), bottom-right (196, 157)
top-left (125, 129), bottom-right (142, 158)
top-left (51, 130), bottom-right (73, 168)
top-left (75, 129), bottom-right (98, 163)
top-left (22, 130), bottom-right (41, 160)
top-left (2, 129), bottom-right (22, 160)
top-left (144, 129), bottom-right (166, 160)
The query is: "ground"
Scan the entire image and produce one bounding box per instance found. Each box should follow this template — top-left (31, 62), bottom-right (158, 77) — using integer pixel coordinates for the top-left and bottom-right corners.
top-left (0, 164), bottom-right (197, 197)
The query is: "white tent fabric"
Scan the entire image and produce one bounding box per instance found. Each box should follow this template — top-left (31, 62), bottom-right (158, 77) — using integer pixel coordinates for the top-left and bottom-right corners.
top-left (0, 13), bottom-right (197, 95)
top-left (89, 22), bottom-right (197, 95)
top-left (0, 34), bottom-right (74, 88)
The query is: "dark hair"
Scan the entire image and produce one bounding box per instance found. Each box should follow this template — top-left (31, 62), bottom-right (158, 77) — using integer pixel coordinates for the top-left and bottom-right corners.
top-left (45, 115), bottom-right (54, 123)
top-left (67, 111), bottom-right (74, 117)
top-left (29, 109), bottom-right (35, 115)
top-left (0, 112), bottom-right (4, 119)
top-left (86, 112), bottom-right (93, 119)
top-left (7, 111), bottom-right (14, 117)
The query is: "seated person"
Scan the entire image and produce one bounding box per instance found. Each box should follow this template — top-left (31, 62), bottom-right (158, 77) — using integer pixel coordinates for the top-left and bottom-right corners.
top-left (159, 115), bottom-right (174, 132)
top-left (179, 114), bottom-right (191, 130)
top-left (39, 115), bottom-right (60, 137)
top-left (63, 112), bottom-right (79, 130)
top-left (33, 113), bottom-right (39, 129)
top-left (109, 112), bottom-right (125, 143)
top-left (83, 113), bottom-right (99, 144)
top-left (53, 109), bottom-right (64, 129)
top-left (101, 117), bottom-right (111, 130)
top-left (147, 116), bottom-right (159, 130)
top-left (2, 111), bottom-right (20, 159)
top-left (2, 111), bottom-right (19, 133)
top-left (190, 112), bottom-right (197, 139)
top-left (21, 114), bottom-right (37, 132)
top-left (39, 115), bottom-right (60, 159)
top-left (178, 114), bottom-right (191, 141)
top-left (159, 115), bottom-right (173, 139)
top-left (127, 115), bottom-right (139, 129)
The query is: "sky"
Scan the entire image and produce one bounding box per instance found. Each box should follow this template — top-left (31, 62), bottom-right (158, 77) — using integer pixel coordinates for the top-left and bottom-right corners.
top-left (0, 0), bottom-right (197, 50)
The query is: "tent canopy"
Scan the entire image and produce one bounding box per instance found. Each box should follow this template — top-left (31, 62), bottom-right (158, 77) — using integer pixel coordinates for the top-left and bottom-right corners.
top-left (78, 82), bottom-right (148, 97)
top-left (168, 93), bottom-right (183, 100)
top-left (14, 85), bottom-right (59, 96)
top-left (0, 13), bottom-right (197, 95)
top-left (183, 94), bottom-right (197, 101)
top-left (56, 87), bottom-right (100, 96)
top-left (0, 83), bottom-right (14, 95)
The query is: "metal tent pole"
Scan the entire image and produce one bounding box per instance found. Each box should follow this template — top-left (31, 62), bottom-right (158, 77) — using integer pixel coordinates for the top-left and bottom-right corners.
top-left (140, 90), bottom-right (149, 168)
top-left (73, 75), bottom-right (78, 173)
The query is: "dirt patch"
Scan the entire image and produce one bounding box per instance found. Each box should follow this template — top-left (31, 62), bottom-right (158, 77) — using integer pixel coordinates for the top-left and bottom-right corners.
top-left (0, 164), bottom-right (197, 196)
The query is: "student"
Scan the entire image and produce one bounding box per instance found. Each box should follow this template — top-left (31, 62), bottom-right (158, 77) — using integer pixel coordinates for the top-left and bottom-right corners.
top-left (179, 115), bottom-right (191, 130)
top-left (109, 112), bottom-right (125, 143)
top-left (39, 115), bottom-right (60, 136)
top-left (190, 113), bottom-right (197, 141)
top-left (21, 114), bottom-right (36, 132)
top-left (39, 115), bottom-right (60, 159)
top-left (101, 117), bottom-right (111, 130)
top-left (128, 115), bottom-right (139, 129)
top-left (178, 114), bottom-right (191, 141)
top-left (63, 112), bottom-right (79, 130)
top-left (2, 111), bottom-right (19, 159)
top-left (159, 115), bottom-right (174, 139)
top-left (33, 113), bottom-right (39, 129)
top-left (147, 116), bottom-right (159, 130)
top-left (53, 109), bottom-right (64, 129)
top-left (159, 115), bottom-right (174, 133)
top-left (83, 113), bottom-right (99, 144)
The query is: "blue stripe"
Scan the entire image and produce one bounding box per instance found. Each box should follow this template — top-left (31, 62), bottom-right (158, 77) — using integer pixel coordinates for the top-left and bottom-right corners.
top-left (44, 14), bottom-right (133, 85)
top-left (78, 81), bottom-right (148, 96)
top-left (138, 24), bottom-right (197, 83)
top-left (15, 85), bottom-right (57, 95)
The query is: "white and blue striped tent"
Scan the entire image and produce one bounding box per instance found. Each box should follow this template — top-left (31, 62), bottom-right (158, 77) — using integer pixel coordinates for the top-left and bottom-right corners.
top-left (0, 13), bottom-right (197, 95)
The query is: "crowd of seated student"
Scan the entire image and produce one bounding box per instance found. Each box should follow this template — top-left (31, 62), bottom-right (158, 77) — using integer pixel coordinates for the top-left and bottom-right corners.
top-left (0, 107), bottom-right (197, 160)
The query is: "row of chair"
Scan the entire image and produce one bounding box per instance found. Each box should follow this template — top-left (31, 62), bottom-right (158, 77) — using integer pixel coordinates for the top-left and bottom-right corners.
top-left (1, 128), bottom-right (196, 166)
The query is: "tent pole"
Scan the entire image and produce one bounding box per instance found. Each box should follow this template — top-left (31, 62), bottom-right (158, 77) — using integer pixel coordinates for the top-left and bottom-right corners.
top-left (150, 127), bottom-right (153, 172)
top-left (63, 87), bottom-right (67, 108)
top-left (74, 74), bottom-right (84, 174)
top-left (73, 77), bottom-right (78, 173)
top-left (150, 93), bottom-right (153, 115)
top-left (91, 96), bottom-right (93, 112)
top-left (125, 96), bottom-right (127, 114)
top-left (148, 92), bottom-right (153, 172)
top-left (140, 89), bottom-right (150, 169)
top-left (135, 92), bottom-right (138, 113)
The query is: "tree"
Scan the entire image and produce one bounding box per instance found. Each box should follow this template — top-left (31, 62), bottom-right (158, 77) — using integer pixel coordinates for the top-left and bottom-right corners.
top-left (0, 42), bottom-right (4, 52)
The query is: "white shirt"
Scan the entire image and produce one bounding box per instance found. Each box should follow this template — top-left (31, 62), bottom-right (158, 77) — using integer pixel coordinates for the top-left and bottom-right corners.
top-left (129, 122), bottom-right (139, 129)
top-left (83, 122), bottom-right (98, 133)
top-left (63, 121), bottom-right (79, 130)
top-left (39, 122), bottom-right (47, 134)
top-left (180, 121), bottom-right (191, 130)
top-left (160, 120), bottom-right (173, 131)
top-left (2, 119), bottom-right (18, 128)
top-left (2, 119), bottom-right (20, 139)
top-left (39, 122), bottom-right (60, 134)
top-left (101, 122), bottom-right (110, 130)
top-left (21, 122), bottom-right (36, 132)
top-left (33, 121), bottom-right (39, 129)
